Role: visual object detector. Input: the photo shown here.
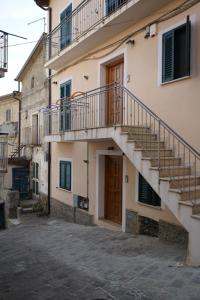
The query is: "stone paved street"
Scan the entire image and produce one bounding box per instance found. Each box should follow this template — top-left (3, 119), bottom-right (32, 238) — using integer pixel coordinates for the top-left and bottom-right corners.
top-left (0, 214), bottom-right (200, 300)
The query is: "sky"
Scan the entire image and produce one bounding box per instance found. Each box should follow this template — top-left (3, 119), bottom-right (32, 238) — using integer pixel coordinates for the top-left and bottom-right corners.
top-left (0, 0), bottom-right (46, 96)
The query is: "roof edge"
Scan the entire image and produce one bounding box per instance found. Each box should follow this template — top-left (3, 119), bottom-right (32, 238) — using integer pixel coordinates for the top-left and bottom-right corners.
top-left (15, 33), bottom-right (46, 82)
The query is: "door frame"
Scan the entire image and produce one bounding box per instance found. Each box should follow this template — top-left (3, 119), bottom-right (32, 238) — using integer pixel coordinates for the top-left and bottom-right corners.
top-left (97, 49), bottom-right (128, 127)
top-left (96, 149), bottom-right (126, 229)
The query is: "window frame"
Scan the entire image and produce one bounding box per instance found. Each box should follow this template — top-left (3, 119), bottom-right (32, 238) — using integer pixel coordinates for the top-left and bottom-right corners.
top-left (162, 20), bottom-right (191, 84)
top-left (32, 162), bottom-right (39, 195)
top-left (59, 159), bottom-right (72, 192)
top-left (5, 109), bottom-right (11, 122)
top-left (158, 16), bottom-right (195, 86)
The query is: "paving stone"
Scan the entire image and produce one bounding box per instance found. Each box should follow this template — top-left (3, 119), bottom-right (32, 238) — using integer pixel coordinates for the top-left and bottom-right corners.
top-left (0, 214), bottom-right (199, 300)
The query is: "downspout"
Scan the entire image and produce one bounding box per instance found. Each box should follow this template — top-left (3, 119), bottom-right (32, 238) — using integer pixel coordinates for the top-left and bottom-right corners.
top-left (13, 90), bottom-right (22, 159)
top-left (47, 7), bottom-right (52, 215)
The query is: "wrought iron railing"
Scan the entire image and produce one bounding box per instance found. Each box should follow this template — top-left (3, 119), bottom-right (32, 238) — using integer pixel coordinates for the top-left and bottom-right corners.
top-left (0, 134), bottom-right (8, 173)
top-left (43, 83), bottom-right (200, 204)
top-left (46, 0), bottom-right (129, 61)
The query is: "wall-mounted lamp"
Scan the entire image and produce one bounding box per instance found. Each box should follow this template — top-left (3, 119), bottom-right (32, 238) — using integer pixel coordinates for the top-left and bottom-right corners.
top-left (52, 81), bottom-right (58, 85)
top-left (126, 39), bottom-right (135, 45)
top-left (84, 75), bottom-right (89, 80)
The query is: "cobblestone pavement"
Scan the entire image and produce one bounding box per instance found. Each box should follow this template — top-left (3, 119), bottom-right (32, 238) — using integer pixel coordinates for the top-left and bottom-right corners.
top-left (0, 214), bottom-right (200, 300)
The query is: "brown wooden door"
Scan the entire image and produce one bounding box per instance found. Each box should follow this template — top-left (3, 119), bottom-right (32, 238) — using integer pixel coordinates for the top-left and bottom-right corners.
top-left (107, 59), bottom-right (124, 126)
top-left (105, 156), bottom-right (123, 224)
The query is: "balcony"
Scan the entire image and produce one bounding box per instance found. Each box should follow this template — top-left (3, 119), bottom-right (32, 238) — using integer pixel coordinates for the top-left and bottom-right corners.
top-left (0, 134), bottom-right (8, 173)
top-left (43, 83), bottom-right (149, 142)
top-left (45, 0), bottom-right (171, 70)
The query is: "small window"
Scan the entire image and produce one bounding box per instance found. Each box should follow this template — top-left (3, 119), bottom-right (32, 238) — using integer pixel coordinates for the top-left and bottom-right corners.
top-left (32, 162), bottom-right (39, 195)
top-left (59, 160), bottom-right (72, 191)
top-left (138, 173), bottom-right (161, 207)
top-left (106, 0), bottom-right (128, 15)
top-left (162, 19), bottom-right (191, 83)
top-left (31, 76), bottom-right (35, 89)
top-left (6, 109), bottom-right (11, 122)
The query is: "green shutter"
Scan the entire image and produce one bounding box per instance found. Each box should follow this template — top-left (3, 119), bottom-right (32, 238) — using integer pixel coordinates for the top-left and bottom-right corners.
top-left (185, 17), bottom-right (191, 77)
top-left (59, 161), bottom-right (72, 191)
top-left (60, 4), bottom-right (72, 50)
top-left (139, 173), bottom-right (161, 207)
top-left (60, 161), bottom-right (66, 189)
top-left (65, 162), bottom-right (71, 191)
top-left (162, 31), bottom-right (174, 83)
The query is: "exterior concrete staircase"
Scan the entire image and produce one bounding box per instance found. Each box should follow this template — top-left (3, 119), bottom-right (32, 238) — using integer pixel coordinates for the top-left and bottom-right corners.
top-left (44, 83), bottom-right (200, 265)
top-left (112, 125), bottom-right (200, 266)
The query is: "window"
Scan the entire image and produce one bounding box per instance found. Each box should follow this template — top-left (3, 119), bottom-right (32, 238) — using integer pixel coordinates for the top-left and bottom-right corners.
top-left (32, 114), bottom-right (39, 145)
top-left (59, 160), bottom-right (72, 191)
top-left (31, 76), bottom-right (35, 89)
top-left (106, 0), bottom-right (127, 15)
top-left (5, 109), bottom-right (11, 122)
top-left (32, 162), bottom-right (39, 195)
top-left (138, 173), bottom-right (161, 207)
top-left (60, 4), bottom-right (72, 50)
top-left (60, 80), bottom-right (71, 131)
top-left (162, 19), bottom-right (191, 83)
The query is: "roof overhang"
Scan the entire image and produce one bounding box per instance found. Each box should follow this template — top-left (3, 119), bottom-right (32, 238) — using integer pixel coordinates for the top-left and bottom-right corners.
top-left (34, 0), bottom-right (49, 10)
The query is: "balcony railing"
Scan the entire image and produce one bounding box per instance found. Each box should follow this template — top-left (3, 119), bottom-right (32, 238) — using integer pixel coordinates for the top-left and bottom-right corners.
top-left (46, 0), bottom-right (129, 61)
top-left (43, 83), bottom-right (200, 202)
top-left (0, 134), bottom-right (8, 173)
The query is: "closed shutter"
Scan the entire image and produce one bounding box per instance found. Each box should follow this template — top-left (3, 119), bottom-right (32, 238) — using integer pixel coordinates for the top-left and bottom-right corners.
top-left (60, 85), bottom-right (65, 131)
top-left (162, 19), bottom-right (191, 83)
top-left (60, 161), bottom-right (66, 189)
top-left (162, 31), bottom-right (174, 83)
top-left (185, 16), bottom-right (191, 77)
top-left (59, 161), bottom-right (72, 191)
top-left (65, 82), bottom-right (71, 130)
top-left (65, 162), bottom-right (71, 191)
top-left (60, 4), bottom-right (72, 50)
top-left (139, 173), bottom-right (161, 207)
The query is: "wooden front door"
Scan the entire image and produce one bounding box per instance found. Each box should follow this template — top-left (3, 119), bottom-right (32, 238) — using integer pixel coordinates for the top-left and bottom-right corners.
top-left (106, 59), bottom-right (124, 126)
top-left (105, 156), bottom-right (123, 224)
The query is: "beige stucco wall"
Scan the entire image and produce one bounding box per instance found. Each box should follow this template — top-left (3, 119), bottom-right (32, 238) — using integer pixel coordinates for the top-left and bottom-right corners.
top-left (51, 139), bottom-right (181, 226)
top-left (48, 0), bottom-right (200, 228)
top-left (0, 96), bottom-right (19, 124)
top-left (51, 141), bottom-right (87, 205)
top-left (0, 95), bottom-right (19, 156)
top-left (50, 0), bottom-right (200, 151)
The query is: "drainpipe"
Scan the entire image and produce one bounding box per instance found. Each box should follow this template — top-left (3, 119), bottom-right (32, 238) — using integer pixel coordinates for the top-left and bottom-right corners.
top-left (13, 90), bottom-right (22, 159)
top-left (47, 7), bottom-right (52, 215)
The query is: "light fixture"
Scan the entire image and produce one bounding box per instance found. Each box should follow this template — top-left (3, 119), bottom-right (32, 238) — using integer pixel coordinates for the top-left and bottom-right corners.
top-left (126, 39), bottom-right (135, 45)
top-left (52, 81), bottom-right (58, 85)
top-left (84, 75), bottom-right (89, 80)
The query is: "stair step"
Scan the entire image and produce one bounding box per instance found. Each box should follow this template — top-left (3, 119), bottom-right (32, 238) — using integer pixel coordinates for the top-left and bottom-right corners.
top-left (142, 157), bottom-right (182, 167)
top-left (160, 176), bottom-right (200, 189)
top-left (151, 166), bottom-right (191, 177)
top-left (121, 126), bottom-right (151, 134)
top-left (20, 199), bottom-right (38, 209)
top-left (128, 140), bottom-right (165, 149)
top-left (191, 214), bottom-right (200, 221)
top-left (21, 207), bottom-right (33, 214)
top-left (179, 200), bottom-right (200, 214)
top-left (170, 186), bottom-right (200, 201)
top-left (141, 149), bottom-right (173, 158)
top-left (127, 133), bottom-right (157, 141)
